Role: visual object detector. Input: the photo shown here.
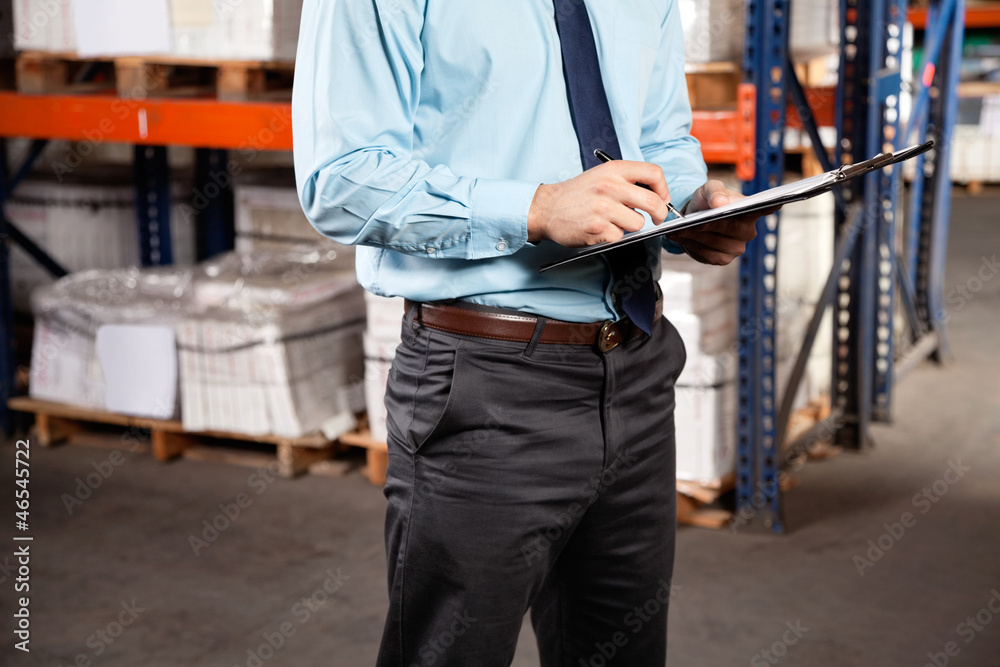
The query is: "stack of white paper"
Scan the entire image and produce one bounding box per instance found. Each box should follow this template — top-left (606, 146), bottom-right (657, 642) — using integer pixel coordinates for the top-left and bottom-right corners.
top-left (659, 253), bottom-right (739, 484)
top-left (6, 176), bottom-right (196, 312)
top-left (177, 251), bottom-right (366, 439)
top-left (12, 0), bottom-right (303, 61)
top-left (29, 268), bottom-right (193, 418)
top-left (362, 293), bottom-right (404, 443)
top-left (234, 181), bottom-right (355, 270)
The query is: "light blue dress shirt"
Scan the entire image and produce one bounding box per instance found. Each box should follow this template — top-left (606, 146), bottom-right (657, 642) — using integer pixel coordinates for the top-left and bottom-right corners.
top-left (293, 0), bottom-right (707, 323)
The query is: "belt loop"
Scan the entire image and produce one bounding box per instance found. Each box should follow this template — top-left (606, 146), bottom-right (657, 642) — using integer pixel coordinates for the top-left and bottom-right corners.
top-left (522, 316), bottom-right (548, 359)
top-left (404, 299), bottom-right (420, 330)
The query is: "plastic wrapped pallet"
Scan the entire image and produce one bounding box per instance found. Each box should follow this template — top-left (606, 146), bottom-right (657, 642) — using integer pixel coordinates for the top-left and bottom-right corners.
top-left (363, 292), bottom-right (405, 443)
top-left (5, 176), bottom-right (196, 312)
top-left (679, 0), bottom-right (744, 63)
top-left (170, 0), bottom-right (303, 61)
top-left (11, 0), bottom-right (77, 52)
top-left (177, 250), bottom-right (366, 439)
top-left (680, 0), bottom-right (838, 64)
top-left (234, 181), bottom-right (356, 271)
top-left (12, 0), bottom-right (302, 61)
top-left (29, 267), bottom-right (192, 418)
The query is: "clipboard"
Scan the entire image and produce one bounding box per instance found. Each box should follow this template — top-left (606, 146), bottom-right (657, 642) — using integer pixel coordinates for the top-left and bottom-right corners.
top-left (539, 140), bottom-right (934, 273)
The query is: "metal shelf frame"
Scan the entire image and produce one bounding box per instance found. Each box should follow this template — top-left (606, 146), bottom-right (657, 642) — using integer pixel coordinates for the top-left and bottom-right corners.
top-left (737, 0), bottom-right (964, 532)
top-left (1, 3), bottom-right (965, 499)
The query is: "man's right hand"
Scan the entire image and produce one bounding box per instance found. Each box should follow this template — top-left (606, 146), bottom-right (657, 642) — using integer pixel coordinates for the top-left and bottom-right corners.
top-left (527, 161), bottom-right (671, 247)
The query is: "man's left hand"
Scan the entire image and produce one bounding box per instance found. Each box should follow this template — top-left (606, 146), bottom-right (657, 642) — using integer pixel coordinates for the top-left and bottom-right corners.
top-left (665, 180), bottom-right (777, 266)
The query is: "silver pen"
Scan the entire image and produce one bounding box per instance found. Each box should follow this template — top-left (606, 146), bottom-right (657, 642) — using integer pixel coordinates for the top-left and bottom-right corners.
top-left (594, 148), bottom-right (685, 219)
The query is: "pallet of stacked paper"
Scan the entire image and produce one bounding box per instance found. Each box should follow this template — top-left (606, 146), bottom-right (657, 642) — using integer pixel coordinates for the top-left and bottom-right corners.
top-left (177, 250), bottom-right (366, 439)
top-left (5, 175), bottom-right (196, 312)
top-left (775, 193), bottom-right (835, 409)
top-left (659, 253), bottom-right (739, 484)
top-left (363, 293), bottom-right (405, 444)
top-left (12, 0), bottom-right (302, 61)
top-left (29, 267), bottom-right (192, 419)
top-left (170, 0), bottom-right (303, 62)
top-left (11, 0), bottom-right (77, 52)
top-left (234, 180), bottom-right (356, 271)
top-left (680, 0), bottom-right (839, 64)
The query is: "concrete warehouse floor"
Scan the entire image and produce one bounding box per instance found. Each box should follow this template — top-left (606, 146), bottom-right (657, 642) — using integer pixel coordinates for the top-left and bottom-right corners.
top-left (1, 193), bottom-right (998, 667)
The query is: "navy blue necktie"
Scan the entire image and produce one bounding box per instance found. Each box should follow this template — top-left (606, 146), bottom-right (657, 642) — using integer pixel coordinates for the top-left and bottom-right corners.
top-left (552, 0), bottom-right (657, 335)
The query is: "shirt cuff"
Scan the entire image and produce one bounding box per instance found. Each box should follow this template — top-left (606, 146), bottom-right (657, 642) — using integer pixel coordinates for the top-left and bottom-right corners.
top-left (469, 178), bottom-right (538, 259)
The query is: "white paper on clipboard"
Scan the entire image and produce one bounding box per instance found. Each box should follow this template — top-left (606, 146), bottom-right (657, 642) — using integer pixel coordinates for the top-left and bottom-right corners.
top-left (540, 141), bottom-right (934, 273)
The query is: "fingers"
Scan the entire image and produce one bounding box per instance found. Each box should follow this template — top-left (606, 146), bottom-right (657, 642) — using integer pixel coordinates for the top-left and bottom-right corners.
top-left (696, 218), bottom-right (759, 242)
top-left (702, 180), bottom-right (734, 209)
top-left (617, 183), bottom-right (669, 224)
top-left (676, 237), bottom-right (743, 266)
top-left (607, 202), bottom-right (647, 234)
top-left (592, 162), bottom-right (670, 224)
top-left (688, 179), bottom-right (742, 213)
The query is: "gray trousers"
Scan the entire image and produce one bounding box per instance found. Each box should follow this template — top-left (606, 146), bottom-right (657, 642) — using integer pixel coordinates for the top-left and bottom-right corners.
top-left (377, 302), bottom-right (686, 667)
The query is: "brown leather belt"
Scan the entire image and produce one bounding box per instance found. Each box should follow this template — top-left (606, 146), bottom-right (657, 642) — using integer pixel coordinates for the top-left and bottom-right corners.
top-left (405, 299), bottom-right (652, 353)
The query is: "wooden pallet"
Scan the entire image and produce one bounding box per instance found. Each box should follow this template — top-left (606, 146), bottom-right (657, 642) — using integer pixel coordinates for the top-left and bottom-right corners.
top-left (338, 426), bottom-right (389, 486)
top-left (15, 51), bottom-right (294, 101)
top-left (677, 473), bottom-right (735, 529)
top-left (684, 61), bottom-right (741, 111)
top-left (8, 397), bottom-right (336, 478)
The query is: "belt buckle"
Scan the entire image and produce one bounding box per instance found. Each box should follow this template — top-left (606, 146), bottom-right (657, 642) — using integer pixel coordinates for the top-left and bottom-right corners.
top-left (597, 321), bottom-right (623, 353)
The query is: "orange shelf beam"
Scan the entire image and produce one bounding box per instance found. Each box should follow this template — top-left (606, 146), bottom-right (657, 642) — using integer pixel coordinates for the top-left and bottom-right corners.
top-left (691, 84), bottom-right (758, 178)
top-left (909, 5), bottom-right (1000, 28)
top-left (0, 92), bottom-right (294, 151)
top-left (1, 90), bottom-right (763, 170)
top-left (0, 83), bottom-right (841, 177)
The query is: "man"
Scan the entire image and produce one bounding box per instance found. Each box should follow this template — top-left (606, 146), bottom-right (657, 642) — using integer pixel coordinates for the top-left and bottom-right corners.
top-left (293, 1), bottom-right (763, 664)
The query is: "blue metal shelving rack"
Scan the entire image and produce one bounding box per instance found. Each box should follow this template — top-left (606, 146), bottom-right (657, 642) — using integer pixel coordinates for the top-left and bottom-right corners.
top-left (1, 3), bottom-right (967, 514)
top-left (0, 138), bottom-right (233, 433)
top-left (737, 0), bottom-right (965, 531)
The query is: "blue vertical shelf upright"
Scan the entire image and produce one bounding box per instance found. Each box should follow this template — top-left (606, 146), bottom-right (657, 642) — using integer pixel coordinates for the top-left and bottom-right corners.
top-left (737, 0), bottom-right (963, 531)
top-left (736, 0), bottom-right (790, 532)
